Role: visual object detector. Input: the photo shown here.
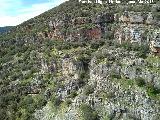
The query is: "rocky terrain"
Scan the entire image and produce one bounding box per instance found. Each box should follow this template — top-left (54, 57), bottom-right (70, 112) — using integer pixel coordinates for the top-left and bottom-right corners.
top-left (0, 0), bottom-right (160, 120)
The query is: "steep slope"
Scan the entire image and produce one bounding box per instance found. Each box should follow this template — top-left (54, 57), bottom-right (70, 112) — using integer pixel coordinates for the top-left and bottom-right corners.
top-left (0, 0), bottom-right (160, 120)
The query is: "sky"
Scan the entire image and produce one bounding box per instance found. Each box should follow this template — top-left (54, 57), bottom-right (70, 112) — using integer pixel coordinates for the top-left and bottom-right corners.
top-left (0, 0), bottom-right (68, 27)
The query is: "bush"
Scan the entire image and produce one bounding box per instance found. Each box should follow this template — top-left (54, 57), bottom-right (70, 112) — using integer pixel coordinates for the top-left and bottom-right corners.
top-left (120, 43), bottom-right (149, 58)
top-left (147, 85), bottom-right (160, 97)
top-left (51, 96), bottom-right (62, 107)
top-left (33, 95), bottom-right (47, 109)
top-left (80, 72), bottom-right (90, 80)
top-left (90, 40), bottom-right (105, 50)
top-left (135, 77), bottom-right (145, 87)
top-left (69, 91), bottom-right (78, 98)
top-left (84, 85), bottom-right (94, 95)
top-left (65, 99), bottom-right (72, 106)
top-left (110, 72), bottom-right (121, 79)
top-left (80, 104), bottom-right (99, 120)
top-left (133, 44), bottom-right (149, 58)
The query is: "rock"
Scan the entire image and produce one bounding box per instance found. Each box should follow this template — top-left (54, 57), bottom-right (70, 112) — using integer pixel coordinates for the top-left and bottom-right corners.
top-left (150, 30), bottom-right (160, 56)
top-left (129, 12), bottom-right (144, 24)
top-left (41, 59), bottom-right (49, 74)
top-left (119, 11), bottom-right (130, 22)
top-left (62, 58), bottom-right (84, 79)
top-left (44, 89), bottom-right (51, 100)
top-left (34, 103), bottom-right (55, 120)
top-left (146, 12), bottom-right (154, 24)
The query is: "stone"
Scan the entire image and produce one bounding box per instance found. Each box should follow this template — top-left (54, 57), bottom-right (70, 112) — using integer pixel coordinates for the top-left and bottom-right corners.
top-left (62, 57), bottom-right (84, 79)
top-left (146, 12), bottom-right (154, 25)
top-left (150, 31), bottom-right (160, 56)
top-left (129, 12), bottom-right (144, 24)
top-left (41, 59), bottom-right (49, 74)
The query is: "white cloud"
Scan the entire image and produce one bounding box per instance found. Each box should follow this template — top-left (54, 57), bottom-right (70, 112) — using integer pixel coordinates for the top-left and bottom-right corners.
top-left (0, 0), bottom-right (68, 27)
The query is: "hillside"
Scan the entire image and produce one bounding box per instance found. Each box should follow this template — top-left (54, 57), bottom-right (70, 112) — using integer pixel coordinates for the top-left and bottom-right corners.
top-left (0, 26), bottom-right (14, 34)
top-left (0, 0), bottom-right (160, 120)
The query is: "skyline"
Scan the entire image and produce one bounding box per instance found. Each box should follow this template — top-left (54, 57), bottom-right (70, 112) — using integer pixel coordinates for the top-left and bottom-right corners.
top-left (0, 0), bottom-right (67, 27)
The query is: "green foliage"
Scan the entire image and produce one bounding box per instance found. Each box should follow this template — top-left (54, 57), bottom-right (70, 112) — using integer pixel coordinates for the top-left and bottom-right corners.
top-left (84, 85), bottom-right (94, 95)
top-left (33, 94), bottom-right (47, 109)
top-left (51, 95), bottom-right (62, 107)
top-left (110, 72), bottom-right (121, 79)
top-left (102, 114), bottom-right (110, 120)
top-left (99, 91), bottom-right (115, 99)
top-left (0, 0), bottom-right (159, 119)
top-left (18, 95), bottom-right (36, 119)
top-left (69, 91), bottom-right (78, 98)
top-left (103, 31), bottom-right (114, 40)
top-left (146, 85), bottom-right (160, 97)
top-left (120, 42), bottom-right (149, 58)
top-left (135, 45), bottom-right (150, 59)
top-left (80, 104), bottom-right (99, 120)
top-left (135, 77), bottom-right (145, 87)
top-left (152, 2), bottom-right (160, 20)
top-left (90, 40), bottom-right (105, 50)
top-left (80, 71), bottom-right (90, 81)
top-left (65, 99), bottom-right (72, 106)
top-left (80, 23), bottom-right (96, 29)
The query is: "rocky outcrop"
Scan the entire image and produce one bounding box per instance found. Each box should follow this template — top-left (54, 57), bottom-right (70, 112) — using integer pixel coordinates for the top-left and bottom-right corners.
top-left (34, 47), bottom-right (160, 120)
top-left (114, 11), bottom-right (160, 50)
top-left (38, 12), bottom-right (114, 41)
top-left (75, 48), bottom-right (160, 120)
top-left (62, 57), bottom-right (84, 79)
top-left (150, 30), bottom-right (160, 56)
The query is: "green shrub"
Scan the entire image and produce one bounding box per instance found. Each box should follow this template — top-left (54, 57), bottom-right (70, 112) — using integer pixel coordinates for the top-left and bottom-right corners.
top-left (147, 85), bottom-right (160, 97)
top-left (80, 104), bottom-right (99, 120)
top-left (110, 72), bottom-right (121, 79)
top-left (84, 85), bottom-right (94, 95)
top-left (33, 95), bottom-right (47, 109)
top-left (120, 43), bottom-right (149, 58)
top-left (90, 40), bottom-right (105, 50)
top-left (80, 71), bottom-right (90, 80)
top-left (51, 96), bottom-right (62, 107)
top-left (135, 77), bottom-right (145, 87)
top-left (65, 99), bottom-right (72, 106)
top-left (69, 91), bottom-right (78, 98)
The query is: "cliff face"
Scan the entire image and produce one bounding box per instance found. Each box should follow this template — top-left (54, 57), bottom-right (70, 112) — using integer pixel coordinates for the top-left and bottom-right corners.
top-left (34, 46), bottom-right (160, 120)
top-left (1, 1), bottom-right (160, 120)
top-left (88, 48), bottom-right (160, 120)
top-left (35, 4), bottom-right (160, 55)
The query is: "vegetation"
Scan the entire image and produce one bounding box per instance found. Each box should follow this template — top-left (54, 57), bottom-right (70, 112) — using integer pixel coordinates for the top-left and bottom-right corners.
top-left (0, 0), bottom-right (159, 119)
top-left (120, 42), bottom-right (149, 58)
top-left (83, 85), bottom-right (94, 95)
top-left (80, 104), bottom-right (99, 120)
top-left (0, 26), bottom-right (14, 34)
top-left (110, 71), bottom-right (121, 79)
top-left (135, 77), bottom-right (146, 87)
top-left (146, 85), bottom-right (160, 97)
top-left (69, 91), bottom-right (78, 98)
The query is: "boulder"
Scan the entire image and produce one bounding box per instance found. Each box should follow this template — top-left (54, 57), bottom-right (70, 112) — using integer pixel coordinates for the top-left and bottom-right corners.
top-left (146, 12), bottom-right (154, 24)
top-left (129, 12), bottom-right (144, 24)
top-left (62, 58), bottom-right (84, 79)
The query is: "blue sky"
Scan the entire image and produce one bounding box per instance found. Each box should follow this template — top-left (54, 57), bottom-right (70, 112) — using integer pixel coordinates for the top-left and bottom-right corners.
top-left (0, 0), bottom-right (68, 27)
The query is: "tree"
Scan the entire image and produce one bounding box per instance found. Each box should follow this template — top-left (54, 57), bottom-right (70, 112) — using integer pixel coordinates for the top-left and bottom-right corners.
top-left (80, 104), bottom-right (99, 120)
top-left (84, 85), bottom-right (94, 95)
